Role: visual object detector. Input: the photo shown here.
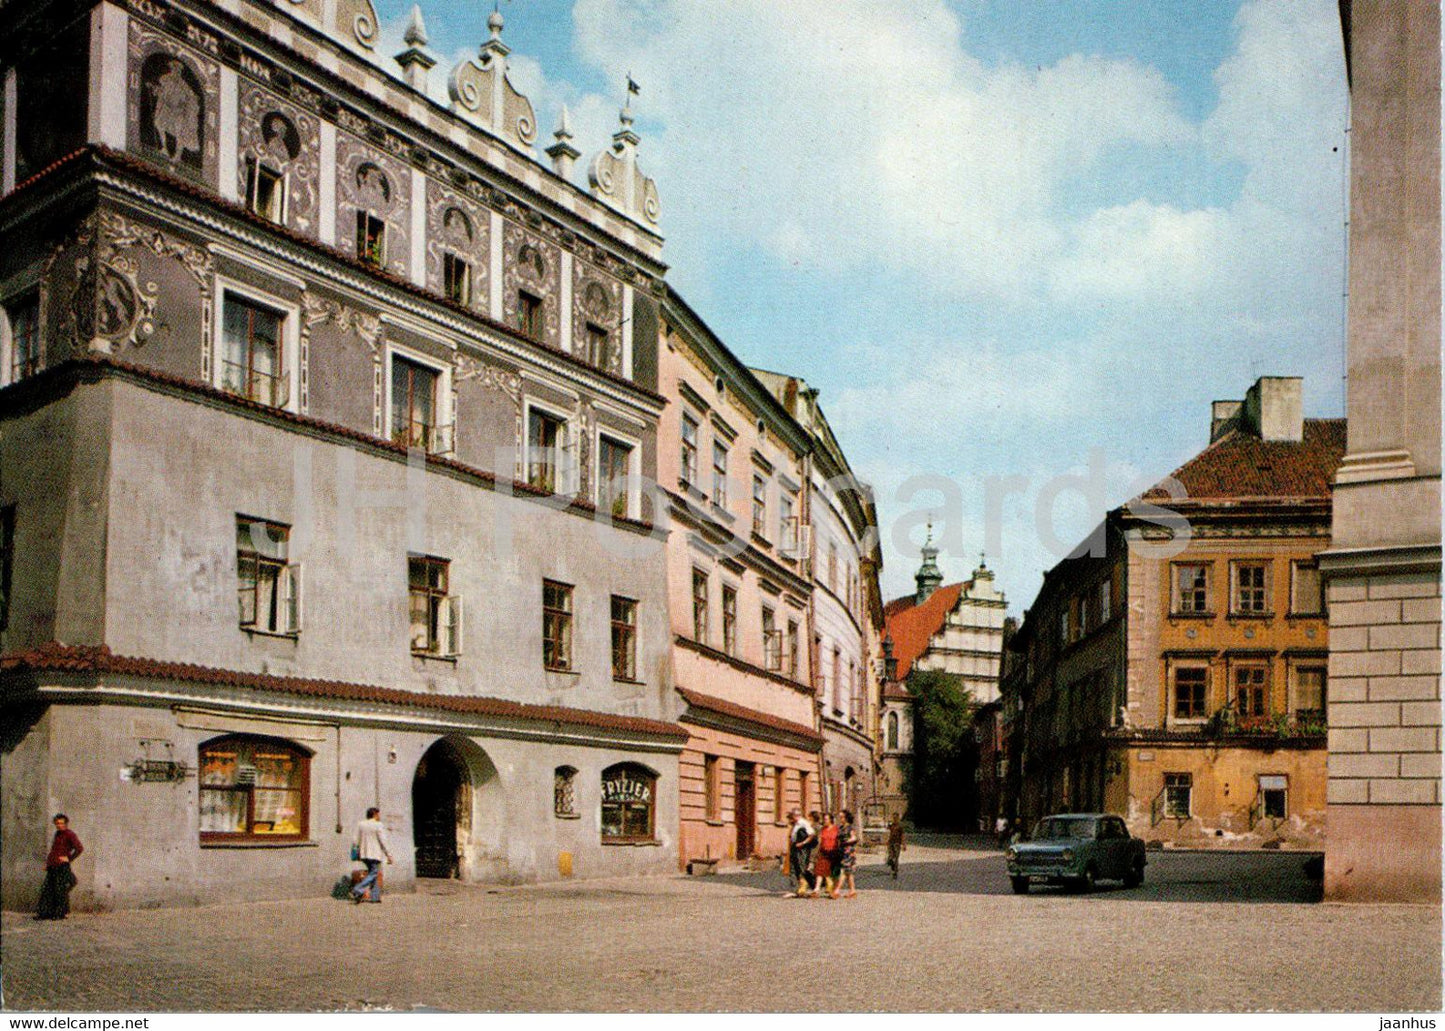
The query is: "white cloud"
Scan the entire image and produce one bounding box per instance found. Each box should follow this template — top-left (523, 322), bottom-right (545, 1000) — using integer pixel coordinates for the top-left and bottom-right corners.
top-left (567, 0), bottom-right (1197, 301)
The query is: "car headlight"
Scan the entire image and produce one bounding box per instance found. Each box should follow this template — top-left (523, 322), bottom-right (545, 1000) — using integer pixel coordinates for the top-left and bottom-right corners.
top-left (1061, 849), bottom-right (1074, 863)
top-left (1006, 847), bottom-right (1017, 861)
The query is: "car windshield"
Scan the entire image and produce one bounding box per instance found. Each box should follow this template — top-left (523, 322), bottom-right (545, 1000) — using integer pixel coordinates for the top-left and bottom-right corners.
top-left (1032, 817), bottom-right (1097, 840)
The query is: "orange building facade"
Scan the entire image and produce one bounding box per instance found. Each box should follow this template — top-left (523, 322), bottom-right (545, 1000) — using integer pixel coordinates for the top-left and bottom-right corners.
top-left (1010, 378), bottom-right (1341, 850)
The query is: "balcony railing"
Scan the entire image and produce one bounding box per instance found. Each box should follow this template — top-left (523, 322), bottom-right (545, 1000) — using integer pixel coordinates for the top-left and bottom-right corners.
top-left (391, 419), bottom-right (455, 457)
top-left (222, 361), bottom-right (289, 409)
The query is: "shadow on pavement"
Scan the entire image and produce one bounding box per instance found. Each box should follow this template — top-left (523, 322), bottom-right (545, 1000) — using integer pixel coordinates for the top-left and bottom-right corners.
top-left (707, 849), bottom-right (1325, 904)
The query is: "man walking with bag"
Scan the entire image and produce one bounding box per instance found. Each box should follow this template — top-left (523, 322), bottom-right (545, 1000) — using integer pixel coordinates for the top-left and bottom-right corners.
top-left (352, 807), bottom-right (393, 903)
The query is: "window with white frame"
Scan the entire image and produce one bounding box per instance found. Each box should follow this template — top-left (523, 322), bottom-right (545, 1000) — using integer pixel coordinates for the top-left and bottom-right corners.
top-left (443, 252), bottom-right (471, 306)
top-left (762, 606), bottom-right (781, 671)
top-left (1173, 666), bottom-right (1208, 719)
top-left (712, 441), bottom-right (729, 507)
top-left (543, 579), bottom-right (574, 671)
top-left (721, 584), bottom-right (737, 655)
top-left (356, 210), bottom-right (386, 267)
top-left (5, 292), bottom-right (39, 383)
top-left (1172, 563), bottom-right (1212, 615)
top-left (245, 157), bottom-right (286, 223)
top-left (691, 569), bottom-right (709, 645)
top-left (680, 413), bottom-right (700, 489)
top-left (517, 290), bottom-right (544, 342)
top-left (1258, 774), bottom-right (1288, 820)
top-left (236, 516), bottom-right (300, 635)
top-left (409, 555), bottom-right (461, 657)
top-left (777, 492), bottom-right (795, 546)
top-left (1163, 772), bottom-right (1192, 819)
top-left (527, 407), bottom-right (573, 495)
top-left (611, 595), bottom-right (637, 681)
top-left (221, 295), bottom-right (288, 408)
top-left (1233, 664), bottom-right (1270, 717)
top-left (1231, 560), bottom-right (1271, 615)
top-left (752, 474), bottom-right (767, 536)
top-left (786, 619), bottom-right (799, 678)
top-left (597, 435), bottom-right (635, 519)
top-left (390, 353), bottom-right (453, 455)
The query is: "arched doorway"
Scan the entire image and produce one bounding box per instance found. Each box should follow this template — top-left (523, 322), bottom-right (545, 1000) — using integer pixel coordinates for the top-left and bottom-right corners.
top-left (413, 739), bottom-right (466, 878)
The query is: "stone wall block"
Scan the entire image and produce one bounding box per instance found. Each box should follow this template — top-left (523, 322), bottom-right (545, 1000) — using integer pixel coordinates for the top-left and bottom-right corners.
top-left (1369, 725), bottom-right (1438, 752)
top-left (1401, 649), bottom-right (1443, 676)
top-left (1399, 700), bottom-right (1443, 727)
top-left (1327, 581), bottom-right (1369, 604)
top-left (1332, 701), bottom-right (1401, 727)
top-left (1400, 597), bottom-right (1443, 624)
top-left (1330, 625), bottom-right (1370, 652)
top-left (1328, 779), bottom-right (1369, 804)
top-left (1329, 599), bottom-right (1403, 627)
top-left (1330, 650), bottom-right (1402, 678)
top-left (1368, 675), bottom-right (1440, 702)
top-left (1328, 727), bottom-right (1370, 752)
top-left (1367, 575), bottom-right (1441, 601)
top-left (1369, 778), bottom-right (1438, 805)
top-left (1369, 623), bottom-right (1440, 651)
top-left (1330, 752), bottom-right (1400, 778)
top-left (1331, 677), bottom-right (1370, 703)
top-left (1400, 752), bottom-right (1442, 780)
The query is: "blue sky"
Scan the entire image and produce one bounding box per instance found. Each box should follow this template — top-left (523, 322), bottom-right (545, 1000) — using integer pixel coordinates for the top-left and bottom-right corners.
top-left (373, 0), bottom-right (1350, 612)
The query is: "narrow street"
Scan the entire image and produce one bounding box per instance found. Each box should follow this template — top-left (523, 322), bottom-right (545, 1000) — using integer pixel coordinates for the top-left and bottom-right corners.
top-left (4, 842), bottom-right (1438, 1013)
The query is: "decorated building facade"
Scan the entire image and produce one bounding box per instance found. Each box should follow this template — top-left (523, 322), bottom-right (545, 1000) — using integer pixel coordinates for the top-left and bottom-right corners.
top-left (0, 0), bottom-right (686, 909)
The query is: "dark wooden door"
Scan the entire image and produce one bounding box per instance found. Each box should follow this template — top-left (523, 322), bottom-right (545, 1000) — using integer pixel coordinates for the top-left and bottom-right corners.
top-left (413, 745), bottom-right (462, 878)
top-left (735, 761), bottom-right (755, 859)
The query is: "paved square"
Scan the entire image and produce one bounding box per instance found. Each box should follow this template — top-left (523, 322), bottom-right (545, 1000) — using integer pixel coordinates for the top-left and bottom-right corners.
top-left (3, 843), bottom-right (1439, 1012)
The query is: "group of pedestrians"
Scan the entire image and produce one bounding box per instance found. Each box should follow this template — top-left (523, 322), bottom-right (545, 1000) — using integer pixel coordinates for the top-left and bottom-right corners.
top-left (786, 808), bottom-right (905, 898)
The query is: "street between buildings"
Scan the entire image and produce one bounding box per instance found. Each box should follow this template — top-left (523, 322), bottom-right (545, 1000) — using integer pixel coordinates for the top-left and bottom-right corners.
top-left (3, 842), bottom-right (1438, 1013)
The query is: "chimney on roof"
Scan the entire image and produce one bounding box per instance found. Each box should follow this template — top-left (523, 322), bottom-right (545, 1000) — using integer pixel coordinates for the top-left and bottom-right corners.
top-left (1210, 400), bottom-right (1242, 442)
top-left (1243, 376), bottom-right (1304, 442)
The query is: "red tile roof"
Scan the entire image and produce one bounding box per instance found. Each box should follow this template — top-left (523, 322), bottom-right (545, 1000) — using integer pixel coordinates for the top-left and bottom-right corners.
top-left (883, 582), bottom-right (963, 681)
top-left (882, 682), bottom-right (913, 702)
top-left (1, 643), bottom-right (689, 740)
top-left (1143, 419), bottom-right (1346, 502)
top-left (676, 686), bottom-right (823, 745)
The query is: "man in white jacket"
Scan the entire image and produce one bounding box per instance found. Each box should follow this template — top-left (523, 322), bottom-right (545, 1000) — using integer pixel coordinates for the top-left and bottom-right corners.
top-left (352, 807), bottom-right (394, 903)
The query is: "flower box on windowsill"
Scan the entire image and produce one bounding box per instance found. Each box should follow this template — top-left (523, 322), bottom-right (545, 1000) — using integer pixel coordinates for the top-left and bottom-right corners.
top-left (601, 837), bottom-right (661, 847)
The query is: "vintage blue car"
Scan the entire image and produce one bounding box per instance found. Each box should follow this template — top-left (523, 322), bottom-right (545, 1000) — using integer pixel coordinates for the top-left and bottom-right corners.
top-left (1005, 813), bottom-right (1146, 894)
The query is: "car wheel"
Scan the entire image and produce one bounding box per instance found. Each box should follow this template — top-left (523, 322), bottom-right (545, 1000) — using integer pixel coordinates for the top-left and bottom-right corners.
top-left (1075, 865), bottom-right (1097, 893)
top-left (1010, 876), bottom-right (1029, 895)
top-left (1123, 858), bottom-right (1144, 888)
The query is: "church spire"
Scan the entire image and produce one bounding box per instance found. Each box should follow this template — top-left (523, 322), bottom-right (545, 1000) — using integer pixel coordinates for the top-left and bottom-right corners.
top-left (915, 520), bottom-right (944, 604)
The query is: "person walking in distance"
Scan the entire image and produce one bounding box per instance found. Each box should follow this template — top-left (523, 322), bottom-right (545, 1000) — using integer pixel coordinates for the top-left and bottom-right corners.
top-left (837, 809), bottom-right (860, 898)
top-left (886, 814), bottom-right (906, 879)
top-left (816, 812), bottom-right (841, 898)
top-left (35, 814), bottom-right (83, 920)
top-left (352, 807), bottom-right (393, 903)
top-left (790, 810), bottom-right (818, 897)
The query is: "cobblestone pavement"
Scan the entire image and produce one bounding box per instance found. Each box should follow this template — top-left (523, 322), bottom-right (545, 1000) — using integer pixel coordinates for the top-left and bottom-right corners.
top-left (3, 842), bottom-right (1439, 1013)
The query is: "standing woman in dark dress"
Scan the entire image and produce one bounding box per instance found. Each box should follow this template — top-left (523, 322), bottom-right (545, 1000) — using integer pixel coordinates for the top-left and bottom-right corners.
top-left (35, 813), bottom-right (83, 920)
